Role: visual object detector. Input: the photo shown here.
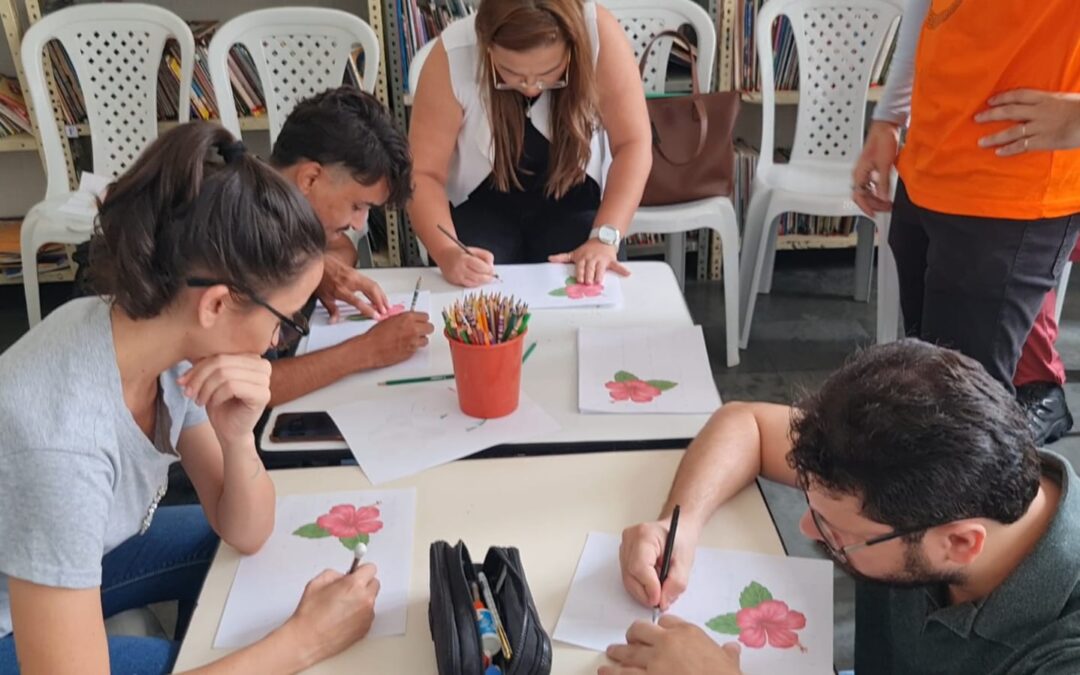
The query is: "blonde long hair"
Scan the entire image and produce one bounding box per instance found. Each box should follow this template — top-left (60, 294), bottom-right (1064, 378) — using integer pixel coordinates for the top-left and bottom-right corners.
top-left (475, 0), bottom-right (599, 199)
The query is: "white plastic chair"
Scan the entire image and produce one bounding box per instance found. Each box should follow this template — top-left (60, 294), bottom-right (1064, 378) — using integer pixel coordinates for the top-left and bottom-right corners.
top-left (606, 0), bottom-right (740, 367)
top-left (20, 3), bottom-right (194, 326)
top-left (737, 0), bottom-right (903, 349)
top-left (207, 8), bottom-right (380, 147)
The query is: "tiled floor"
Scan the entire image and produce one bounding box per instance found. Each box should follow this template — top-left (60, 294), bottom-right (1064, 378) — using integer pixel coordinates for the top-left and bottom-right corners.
top-left (5, 251), bottom-right (1080, 669)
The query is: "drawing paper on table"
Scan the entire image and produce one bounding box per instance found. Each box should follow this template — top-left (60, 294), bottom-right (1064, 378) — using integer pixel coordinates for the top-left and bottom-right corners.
top-left (474, 263), bottom-right (622, 310)
top-left (300, 291), bottom-right (432, 377)
top-left (328, 387), bottom-right (560, 484)
top-left (553, 532), bottom-right (833, 675)
top-left (214, 489), bottom-right (416, 649)
top-left (577, 326), bottom-right (721, 414)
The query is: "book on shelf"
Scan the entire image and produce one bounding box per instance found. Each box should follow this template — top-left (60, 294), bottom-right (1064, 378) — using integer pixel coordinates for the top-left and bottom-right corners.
top-left (0, 220), bottom-right (71, 280)
top-left (0, 76), bottom-right (32, 137)
top-left (732, 0), bottom-right (898, 95)
top-left (397, 0), bottom-right (475, 92)
top-left (733, 141), bottom-right (857, 240)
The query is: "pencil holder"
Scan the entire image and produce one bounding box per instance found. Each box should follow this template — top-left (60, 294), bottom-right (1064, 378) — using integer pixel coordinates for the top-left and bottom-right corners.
top-left (446, 329), bottom-right (526, 419)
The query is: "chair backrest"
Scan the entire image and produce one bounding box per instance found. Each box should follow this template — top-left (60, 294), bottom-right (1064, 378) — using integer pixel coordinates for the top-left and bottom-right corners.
top-left (603, 0), bottom-right (716, 95)
top-left (207, 8), bottom-right (380, 147)
top-left (756, 0), bottom-right (902, 169)
top-left (408, 39), bottom-right (437, 96)
top-left (21, 3), bottom-right (194, 198)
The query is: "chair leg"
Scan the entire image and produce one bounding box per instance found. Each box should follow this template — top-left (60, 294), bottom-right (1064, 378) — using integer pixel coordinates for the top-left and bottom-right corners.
top-left (715, 214), bottom-right (741, 368)
top-left (758, 221), bottom-right (779, 294)
top-left (875, 213), bottom-right (900, 344)
top-left (738, 189), bottom-right (774, 349)
top-left (853, 218), bottom-right (875, 302)
top-left (20, 222), bottom-right (42, 328)
top-left (1055, 262), bottom-right (1071, 325)
top-left (665, 232), bottom-right (686, 291)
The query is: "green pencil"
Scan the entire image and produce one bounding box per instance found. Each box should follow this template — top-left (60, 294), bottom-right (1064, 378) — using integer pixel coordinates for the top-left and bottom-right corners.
top-left (522, 341), bottom-right (537, 363)
top-left (378, 373), bottom-right (455, 386)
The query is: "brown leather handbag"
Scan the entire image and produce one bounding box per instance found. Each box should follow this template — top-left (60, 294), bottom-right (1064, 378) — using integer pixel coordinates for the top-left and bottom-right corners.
top-left (639, 30), bottom-right (741, 206)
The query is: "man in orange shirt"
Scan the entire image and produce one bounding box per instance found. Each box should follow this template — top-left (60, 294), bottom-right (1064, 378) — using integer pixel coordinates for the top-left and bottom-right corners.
top-left (853, 0), bottom-right (1080, 444)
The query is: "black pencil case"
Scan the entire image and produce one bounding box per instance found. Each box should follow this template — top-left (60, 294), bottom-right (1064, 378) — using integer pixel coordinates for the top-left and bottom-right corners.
top-left (429, 540), bottom-right (552, 675)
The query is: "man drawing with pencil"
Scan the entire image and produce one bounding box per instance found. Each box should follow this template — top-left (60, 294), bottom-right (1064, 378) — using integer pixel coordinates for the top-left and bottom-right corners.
top-left (607, 341), bottom-right (1080, 675)
top-left (268, 88), bottom-right (435, 406)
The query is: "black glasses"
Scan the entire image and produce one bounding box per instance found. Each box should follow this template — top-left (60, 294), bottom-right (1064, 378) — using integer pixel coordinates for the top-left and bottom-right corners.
top-left (805, 494), bottom-right (930, 564)
top-left (187, 277), bottom-right (309, 347)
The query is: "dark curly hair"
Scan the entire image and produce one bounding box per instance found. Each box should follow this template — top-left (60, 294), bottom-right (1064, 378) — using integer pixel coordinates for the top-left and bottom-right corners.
top-left (789, 339), bottom-right (1041, 533)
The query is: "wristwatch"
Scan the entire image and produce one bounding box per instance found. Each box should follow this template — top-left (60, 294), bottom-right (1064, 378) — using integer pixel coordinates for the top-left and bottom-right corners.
top-left (590, 225), bottom-right (621, 248)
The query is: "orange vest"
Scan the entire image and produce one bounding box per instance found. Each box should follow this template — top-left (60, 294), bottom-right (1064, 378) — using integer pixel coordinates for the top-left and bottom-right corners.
top-left (897, 0), bottom-right (1080, 219)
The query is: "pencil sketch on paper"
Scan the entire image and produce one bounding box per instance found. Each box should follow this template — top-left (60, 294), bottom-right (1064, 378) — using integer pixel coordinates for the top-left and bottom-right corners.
top-left (292, 503), bottom-right (384, 552)
top-left (706, 581), bottom-right (808, 652)
top-left (604, 370), bottom-right (678, 403)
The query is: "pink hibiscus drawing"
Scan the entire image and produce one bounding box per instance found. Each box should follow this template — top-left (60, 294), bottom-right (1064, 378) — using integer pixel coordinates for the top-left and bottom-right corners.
top-left (707, 581), bottom-right (809, 652)
top-left (376, 303), bottom-right (406, 320)
top-left (735, 600), bottom-right (807, 649)
top-left (606, 380), bottom-right (663, 403)
top-left (549, 276), bottom-right (604, 300)
top-left (604, 371), bottom-right (677, 403)
top-left (293, 503), bottom-right (383, 551)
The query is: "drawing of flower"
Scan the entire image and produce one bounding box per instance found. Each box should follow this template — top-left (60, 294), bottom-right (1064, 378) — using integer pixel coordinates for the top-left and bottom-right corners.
top-left (604, 370), bottom-right (677, 403)
top-left (706, 581), bottom-right (808, 652)
top-left (293, 503), bottom-right (383, 551)
top-left (376, 303), bottom-right (406, 320)
top-left (549, 275), bottom-right (604, 299)
top-left (735, 600), bottom-right (807, 649)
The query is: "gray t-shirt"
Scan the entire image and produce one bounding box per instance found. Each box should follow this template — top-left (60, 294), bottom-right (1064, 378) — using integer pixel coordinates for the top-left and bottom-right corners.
top-left (0, 297), bottom-right (208, 637)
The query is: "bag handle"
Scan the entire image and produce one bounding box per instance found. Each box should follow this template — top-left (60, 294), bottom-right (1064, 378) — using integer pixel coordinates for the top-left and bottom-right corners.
top-left (638, 30), bottom-right (709, 165)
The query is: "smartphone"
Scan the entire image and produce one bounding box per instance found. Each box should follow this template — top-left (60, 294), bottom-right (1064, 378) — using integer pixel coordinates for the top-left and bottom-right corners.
top-left (270, 412), bottom-right (344, 443)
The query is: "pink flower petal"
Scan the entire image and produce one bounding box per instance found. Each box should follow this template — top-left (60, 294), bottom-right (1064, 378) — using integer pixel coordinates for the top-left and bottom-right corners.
top-left (738, 626), bottom-right (767, 649)
top-left (584, 284), bottom-right (603, 297)
top-left (566, 284), bottom-right (585, 299)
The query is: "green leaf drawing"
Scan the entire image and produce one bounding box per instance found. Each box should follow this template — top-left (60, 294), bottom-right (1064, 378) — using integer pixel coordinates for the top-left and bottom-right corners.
top-left (548, 287), bottom-right (569, 297)
top-left (706, 612), bottom-right (741, 635)
top-left (565, 276), bottom-right (578, 286)
top-left (646, 380), bottom-right (678, 391)
top-left (293, 523), bottom-right (331, 539)
top-left (614, 370), bottom-right (639, 382)
top-left (345, 314), bottom-right (374, 322)
top-left (739, 581), bottom-right (773, 609)
top-left (340, 534), bottom-right (371, 551)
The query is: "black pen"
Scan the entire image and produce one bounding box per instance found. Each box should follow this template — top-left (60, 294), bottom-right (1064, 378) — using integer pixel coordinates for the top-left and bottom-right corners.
top-left (653, 504), bottom-right (680, 623)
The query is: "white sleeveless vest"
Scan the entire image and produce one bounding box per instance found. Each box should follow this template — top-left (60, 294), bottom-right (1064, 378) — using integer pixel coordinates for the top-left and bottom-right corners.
top-left (440, 1), bottom-right (611, 206)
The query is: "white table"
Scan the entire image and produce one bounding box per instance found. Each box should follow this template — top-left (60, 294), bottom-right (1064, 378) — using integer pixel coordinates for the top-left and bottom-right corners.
top-left (174, 449), bottom-right (785, 674)
top-left (260, 262), bottom-right (715, 460)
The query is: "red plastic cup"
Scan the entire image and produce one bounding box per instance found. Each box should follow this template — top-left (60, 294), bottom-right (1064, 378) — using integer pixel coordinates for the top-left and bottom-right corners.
top-left (445, 330), bottom-right (526, 419)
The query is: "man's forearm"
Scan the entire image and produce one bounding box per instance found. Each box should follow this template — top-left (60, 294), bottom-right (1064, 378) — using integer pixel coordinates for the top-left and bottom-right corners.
top-left (268, 342), bottom-right (374, 407)
top-left (661, 402), bottom-right (797, 531)
top-left (326, 233), bottom-right (359, 268)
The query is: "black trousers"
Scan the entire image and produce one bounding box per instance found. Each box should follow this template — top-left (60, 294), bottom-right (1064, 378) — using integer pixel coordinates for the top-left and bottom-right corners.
top-left (450, 174), bottom-right (602, 264)
top-left (888, 181), bottom-right (1080, 393)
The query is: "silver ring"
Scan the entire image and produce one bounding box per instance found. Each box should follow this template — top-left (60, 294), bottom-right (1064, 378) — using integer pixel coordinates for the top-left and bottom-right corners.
top-left (1024, 137), bottom-right (1029, 151)
top-left (1021, 124), bottom-right (1028, 138)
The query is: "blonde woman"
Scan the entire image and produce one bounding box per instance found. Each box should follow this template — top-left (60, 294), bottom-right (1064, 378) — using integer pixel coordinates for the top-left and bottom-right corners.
top-left (409, 0), bottom-right (652, 286)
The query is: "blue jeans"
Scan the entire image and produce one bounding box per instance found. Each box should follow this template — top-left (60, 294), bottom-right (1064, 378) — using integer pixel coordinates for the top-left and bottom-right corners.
top-left (0, 505), bottom-right (219, 674)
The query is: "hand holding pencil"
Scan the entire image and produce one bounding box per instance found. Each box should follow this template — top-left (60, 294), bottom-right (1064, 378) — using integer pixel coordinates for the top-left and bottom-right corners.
top-left (435, 224), bottom-right (500, 287)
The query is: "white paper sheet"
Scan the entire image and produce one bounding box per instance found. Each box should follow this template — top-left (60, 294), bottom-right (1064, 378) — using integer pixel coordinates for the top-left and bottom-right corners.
top-left (299, 291), bottom-right (431, 376)
top-left (328, 387), bottom-right (560, 484)
top-left (214, 488), bottom-right (416, 649)
top-left (577, 326), bottom-right (722, 414)
top-left (474, 263), bottom-right (623, 310)
top-left (554, 532), bottom-right (834, 675)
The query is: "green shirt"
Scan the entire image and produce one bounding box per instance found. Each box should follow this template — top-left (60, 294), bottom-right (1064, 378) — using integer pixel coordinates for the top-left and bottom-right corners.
top-left (854, 450), bottom-right (1080, 675)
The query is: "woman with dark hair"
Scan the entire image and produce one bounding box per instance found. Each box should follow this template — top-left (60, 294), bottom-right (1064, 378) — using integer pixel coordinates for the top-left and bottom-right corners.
top-left (0, 122), bottom-right (380, 674)
top-left (408, 0), bottom-right (653, 286)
